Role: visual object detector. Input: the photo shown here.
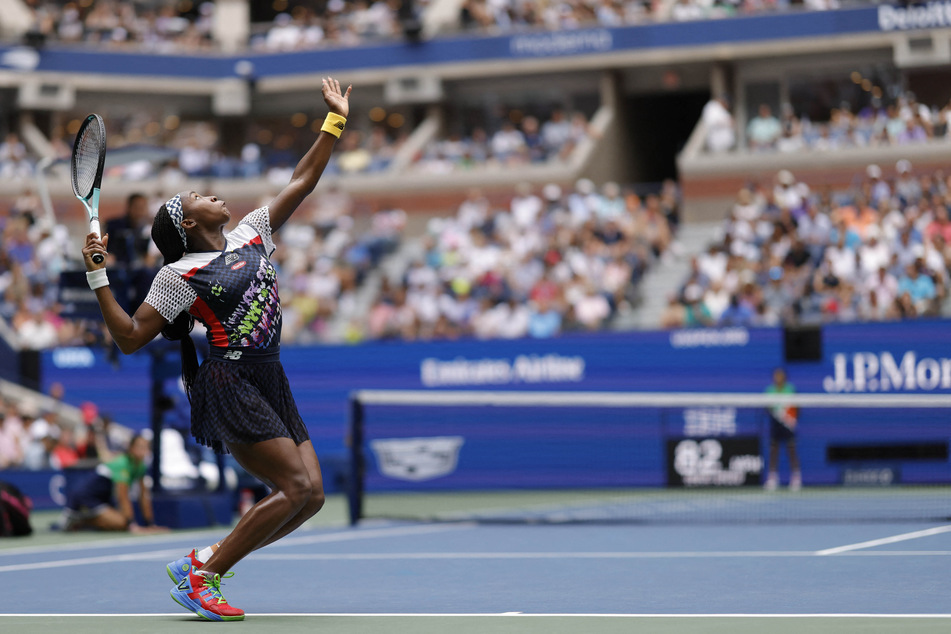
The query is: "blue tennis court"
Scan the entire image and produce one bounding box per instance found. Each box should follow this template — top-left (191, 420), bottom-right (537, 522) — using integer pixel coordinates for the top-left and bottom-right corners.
top-left (2, 495), bottom-right (950, 633)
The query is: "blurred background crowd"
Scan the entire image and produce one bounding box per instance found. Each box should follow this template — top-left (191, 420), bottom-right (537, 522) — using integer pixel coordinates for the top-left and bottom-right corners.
top-left (0, 391), bottom-right (134, 472)
top-left (662, 163), bottom-right (951, 328)
top-left (702, 84), bottom-right (951, 155)
top-left (3, 159), bottom-right (949, 350)
top-left (18, 0), bottom-right (854, 54)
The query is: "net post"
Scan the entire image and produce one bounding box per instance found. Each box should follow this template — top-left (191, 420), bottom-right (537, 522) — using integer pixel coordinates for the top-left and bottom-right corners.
top-left (148, 346), bottom-right (166, 495)
top-left (347, 391), bottom-right (365, 526)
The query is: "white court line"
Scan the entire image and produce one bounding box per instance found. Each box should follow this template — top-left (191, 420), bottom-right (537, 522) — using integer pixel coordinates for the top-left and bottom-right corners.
top-left (250, 550), bottom-right (951, 561)
top-left (839, 550), bottom-right (951, 556)
top-left (266, 522), bottom-right (474, 548)
top-left (7, 545), bottom-right (950, 573)
top-left (0, 527), bottom-right (240, 557)
top-left (253, 551), bottom-right (817, 560)
top-left (816, 524), bottom-right (951, 556)
top-left (2, 613), bottom-right (951, 618)
top-left (0, 524), bottom-right (472, 574)
top-left (0, 548), bottom-right (184, 573)
top-left (0, 521), bottom-right (436, 558)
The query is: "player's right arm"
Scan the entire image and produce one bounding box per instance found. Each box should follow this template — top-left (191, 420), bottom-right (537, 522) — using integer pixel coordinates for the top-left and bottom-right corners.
top-left (266, 77), bottom-right (351, 233)
top-left (83, 232), bottom-right (166, 354)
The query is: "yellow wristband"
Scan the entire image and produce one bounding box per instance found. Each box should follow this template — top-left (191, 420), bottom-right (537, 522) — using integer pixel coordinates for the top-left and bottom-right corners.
top-left (321, 112), bottom-right (347, 138)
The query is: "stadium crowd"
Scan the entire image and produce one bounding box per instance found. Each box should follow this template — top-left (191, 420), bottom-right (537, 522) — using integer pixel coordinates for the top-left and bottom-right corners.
top-left (4, 160), bottom-right (951, 349)
top-left (23, 0), bottom-right (216, 51)
top-left (0, 114), bottom-right (408, 185)
top-left (0, 394), bottom-right (133, 471)
top-left (362, 178), bottom-right (679, 340)
top-left (10, 86), bottom-right (948, 186)
top-left (0, 175), bottom-right (679, 348)
top-left (458, 0), bottom-right (844, 33)
top-left (249, 3), bottom-right (407, 51)
top-left (662, 163), bottom-right (951, 328)
top-left (0, 182), bottom-right (407, 349)
top-left (703, 91), bottom-right (951, 154)
top-left (20, 0), bottom-right (409, 51)
top-left (142, 119), bottom-right (407, 182)
top-left (0, 105), bottom-right (596, 183)
top-left (0, 187), bottom-right (78, 350)
top-left (414, 109), bottom-right (592, 172)
top-left (15, 0), bottom-right (860, 54)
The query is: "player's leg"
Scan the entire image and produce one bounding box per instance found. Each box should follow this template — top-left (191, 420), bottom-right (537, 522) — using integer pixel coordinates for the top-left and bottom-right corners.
top-left (787, 439), bottom-right (802, 491)
top-left (215, 441), bottom-right (324, 554)
top-left (201, 436), bottom-right (313, 575)
top-left (168, 443), bottom-right (324, 584)
top-left (252, 440), bottom-right (324, 546)
top-left (170, 436), bottom-right (308, 622)
top-left (765, 437), bottom-right (779, 490)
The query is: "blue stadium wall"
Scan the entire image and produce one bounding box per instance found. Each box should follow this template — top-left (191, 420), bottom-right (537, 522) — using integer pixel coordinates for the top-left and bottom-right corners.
top-left (34, 319), bottom-right (951, 498)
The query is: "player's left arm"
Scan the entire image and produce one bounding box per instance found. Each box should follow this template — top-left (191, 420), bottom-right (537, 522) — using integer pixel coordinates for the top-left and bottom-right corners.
top-left (267, 77), bottom-right (351, 232)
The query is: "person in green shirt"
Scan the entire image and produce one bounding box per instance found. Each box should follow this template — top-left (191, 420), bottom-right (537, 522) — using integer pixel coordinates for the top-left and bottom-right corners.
top-left (61, 434), bottom-right (166, 533)
top-left (764, 367), bottom-right (802, 491)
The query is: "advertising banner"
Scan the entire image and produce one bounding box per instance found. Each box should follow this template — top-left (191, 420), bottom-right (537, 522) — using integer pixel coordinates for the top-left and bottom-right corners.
top-left (40, 321), bottom-right (951, 490)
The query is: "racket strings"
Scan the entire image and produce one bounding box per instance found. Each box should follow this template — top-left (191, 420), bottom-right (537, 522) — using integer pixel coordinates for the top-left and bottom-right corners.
top-left (73, 122), bottom-right (104, 197)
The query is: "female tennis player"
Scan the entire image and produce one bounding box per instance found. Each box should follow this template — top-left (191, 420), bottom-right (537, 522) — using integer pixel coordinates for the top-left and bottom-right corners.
top-left (81, 78), bottom-right (351, 621)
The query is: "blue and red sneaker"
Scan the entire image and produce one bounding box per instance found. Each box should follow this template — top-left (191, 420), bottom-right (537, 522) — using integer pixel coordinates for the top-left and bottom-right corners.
top-left (170, 566), bottom-right (245, 622)
top-left (166, 548), bottom-right (202, 585)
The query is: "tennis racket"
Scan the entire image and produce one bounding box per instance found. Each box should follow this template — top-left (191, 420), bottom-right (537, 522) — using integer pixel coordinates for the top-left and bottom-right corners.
top-left (70, 114), bottom-right (107, 264)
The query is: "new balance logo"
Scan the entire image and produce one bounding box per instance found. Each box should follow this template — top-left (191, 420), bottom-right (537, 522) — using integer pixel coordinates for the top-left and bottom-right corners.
top-left (225, 253), bottom-right (239, 265)
top-left (222, 350), bottom-right (243, 360)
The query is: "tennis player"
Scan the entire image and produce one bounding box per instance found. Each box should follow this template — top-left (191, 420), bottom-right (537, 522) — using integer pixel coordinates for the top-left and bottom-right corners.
top-left (81, 78), bottom-right (352, 621)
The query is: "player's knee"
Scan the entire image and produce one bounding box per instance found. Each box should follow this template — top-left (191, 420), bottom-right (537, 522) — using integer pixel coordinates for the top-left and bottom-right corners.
top-left (297, 480), bottom-right (324, 519)
top-left (308, 485), bottom-right (325, 517)
top-left (282, 474), bottom-right (314, 511)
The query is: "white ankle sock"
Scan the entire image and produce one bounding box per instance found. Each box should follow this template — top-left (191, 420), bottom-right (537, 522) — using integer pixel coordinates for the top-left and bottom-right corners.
top-left (197, 546), bottom-right (216, 563)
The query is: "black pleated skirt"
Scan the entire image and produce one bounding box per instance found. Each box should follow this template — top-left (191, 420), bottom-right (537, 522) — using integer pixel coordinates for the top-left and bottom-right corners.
top-left (189, 358), bottom-right (310, 454)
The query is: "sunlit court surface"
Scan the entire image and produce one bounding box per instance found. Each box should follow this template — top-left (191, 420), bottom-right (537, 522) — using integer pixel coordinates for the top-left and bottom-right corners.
top-left (2, 491), bottom-right (950, 634)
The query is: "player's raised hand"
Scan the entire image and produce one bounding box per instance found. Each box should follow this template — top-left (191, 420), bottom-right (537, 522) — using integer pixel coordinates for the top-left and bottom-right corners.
top-left (322, 77), bottom-right (352, 118)
top-left (82, 232), bottom-right (109, 271)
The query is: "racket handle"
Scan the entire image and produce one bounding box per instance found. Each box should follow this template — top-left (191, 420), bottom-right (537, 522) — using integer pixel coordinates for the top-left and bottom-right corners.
top-left (90, 219), bottom-right (104, 264)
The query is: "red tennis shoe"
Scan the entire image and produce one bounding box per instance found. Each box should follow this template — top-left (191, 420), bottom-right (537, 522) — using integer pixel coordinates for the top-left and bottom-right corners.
top-left (166, 548), bottom-right (202, 585)
top-left (170, 567), bottom-right (245, 621)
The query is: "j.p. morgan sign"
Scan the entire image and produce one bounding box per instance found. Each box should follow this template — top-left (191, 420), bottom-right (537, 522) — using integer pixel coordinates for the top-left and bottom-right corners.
top-left (823, 351), bottom-right (951, 393)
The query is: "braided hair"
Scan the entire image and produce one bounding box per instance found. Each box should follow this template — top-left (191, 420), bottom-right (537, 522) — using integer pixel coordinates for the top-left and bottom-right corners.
top-left (151, 204), bottom-right (199, 402)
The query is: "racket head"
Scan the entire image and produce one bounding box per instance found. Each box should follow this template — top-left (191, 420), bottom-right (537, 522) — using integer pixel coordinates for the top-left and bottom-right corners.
top-left (71, 114), bottom-right (107, 200)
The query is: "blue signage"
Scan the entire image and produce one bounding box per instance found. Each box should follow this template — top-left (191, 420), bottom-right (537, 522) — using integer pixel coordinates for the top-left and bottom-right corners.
top-left (0, 7), bottom-right (897, 79)
top-left (38, 320), bottom-right (951, 492)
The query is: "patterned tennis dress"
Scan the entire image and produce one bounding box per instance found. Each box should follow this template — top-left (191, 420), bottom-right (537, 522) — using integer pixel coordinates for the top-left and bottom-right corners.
top-left (143, 207), bottom-right (309, 452)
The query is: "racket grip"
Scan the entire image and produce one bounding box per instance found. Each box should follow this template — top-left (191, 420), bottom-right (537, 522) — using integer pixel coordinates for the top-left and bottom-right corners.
top-left (90, 219), bottom-right (104, 264)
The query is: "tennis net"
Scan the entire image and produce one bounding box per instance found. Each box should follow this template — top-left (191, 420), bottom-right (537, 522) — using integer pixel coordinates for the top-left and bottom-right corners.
top-left (347, 390), bottom-right (951, 525)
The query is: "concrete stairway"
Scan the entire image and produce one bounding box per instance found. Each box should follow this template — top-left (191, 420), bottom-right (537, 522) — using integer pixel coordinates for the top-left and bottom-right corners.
top-left (617, 222), bottom-right (719, 330)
